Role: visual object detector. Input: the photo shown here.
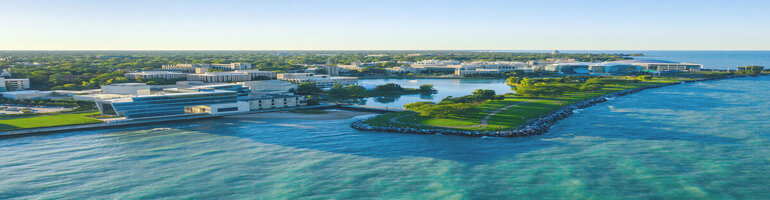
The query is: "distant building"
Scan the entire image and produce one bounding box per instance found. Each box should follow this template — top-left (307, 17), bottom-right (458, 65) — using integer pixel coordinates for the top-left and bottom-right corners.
top-left (411, 60), bottom-right (461, 73)
top-left (277, 73), bottom-right (358, 88)
top-left (162, 63), bottom-right (252, 72)
top-left (238, 80), bottom-right (296, 95)
top-left (0, 78), bottom-right (30, 92)
top-left (233, 70), bottom-right (277, 80)
top-left (0, 69), bottom-right (11, 78)
top-left (101, 83), bottom-right (152, 95)
top-left (544, 62), bottom-right (593, 74)
top-left (449, 61), bottom-right (526, 76)
top-left (608, 59), bottom-right (702, 72)
top-left (385, 66), bottom-right (422, 74)
top-left (338, 61), bottom-right (375, 71)
top-left (125, 71), bottom-right (187, 80)
top-left (1, 90), bottom-right (52, 100)
top-left (244, 94), bottom-right (307, 110)
top-left (187, 72), bottom-right (251, 83)
top-left (552, 50), bottom-right (560, 55)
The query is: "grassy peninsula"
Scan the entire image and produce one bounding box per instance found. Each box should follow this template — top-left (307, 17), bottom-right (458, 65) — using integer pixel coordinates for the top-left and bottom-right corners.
top-left (362, 75), bottom-right (702, 131)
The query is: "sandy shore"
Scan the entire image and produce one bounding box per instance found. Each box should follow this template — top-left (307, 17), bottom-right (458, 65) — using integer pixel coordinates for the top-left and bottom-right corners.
top-left (225, 109), bottom-right (374, 120)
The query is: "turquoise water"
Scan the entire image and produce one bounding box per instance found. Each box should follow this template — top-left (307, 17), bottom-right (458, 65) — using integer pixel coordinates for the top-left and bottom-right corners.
top-left (500, 50), bottom-right (770, 69)
top-left (2, 76), bottom-right (770, 199)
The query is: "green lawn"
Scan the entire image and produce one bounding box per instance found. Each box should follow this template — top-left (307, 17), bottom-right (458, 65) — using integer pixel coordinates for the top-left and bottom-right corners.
top-left (0, 111), bottom-right (102, 131)
top-left (364, 77), bottom-right (690, 131)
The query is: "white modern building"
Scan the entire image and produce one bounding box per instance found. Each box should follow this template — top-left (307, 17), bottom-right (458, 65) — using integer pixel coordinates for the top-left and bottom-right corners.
top-left (412, 60), bottom-right (461, 69)
top-left (0, 78), bottom-right (30, 91)
top-left (607, 59), bottom-right (702, 72)
top-left (95, 90), bottom-right (248, 119)
top-left (101, 83), bottom-right (152, 95)
top-left (187, 72), bottom-right (251, 83)
top-left (385, 66), bottom-right (423, 74)
top-left (162, 63), bottom-right (252, 72)
top-left (233, 70), bottom-right (277, 80)
top-left (449, 61), bottom-right (527, 76)
top-left (277, 73), bottom-right (358, 88)
top-left (125, 71), bottom-right (187, 80)
top-left (238, 80), bottom-right (296, 95)
top-left (245, 94), bottom-right (308, 110)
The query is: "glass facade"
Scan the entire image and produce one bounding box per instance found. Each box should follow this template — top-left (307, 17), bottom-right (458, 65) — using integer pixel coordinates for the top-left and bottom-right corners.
top-left (110, 91), bottom-right (238, 119)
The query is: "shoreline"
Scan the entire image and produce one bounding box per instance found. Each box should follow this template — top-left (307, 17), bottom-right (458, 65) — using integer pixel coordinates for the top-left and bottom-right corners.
top-left (351, 75), bottom-right (765, 137)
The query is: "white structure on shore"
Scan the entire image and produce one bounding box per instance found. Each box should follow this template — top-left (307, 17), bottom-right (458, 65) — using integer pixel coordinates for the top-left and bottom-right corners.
top-left (0, 78), bottom-right (30, 92)
top-left (277, 73), bottom-right (358, 88)
top-left (125, 71), bottom-right (187, 80)
top-left (449, 61), bottom-right (527, 76)
top-left (162, 63), bottom-right (252, 72)
top-left (607, 59), bottom-right (702, 72)
top-left (245, 94), bottom-right (308, 110)
top-left (187, 72), bottom-right (251, 83)
top-left (101, 83), bottom-right (151, 95)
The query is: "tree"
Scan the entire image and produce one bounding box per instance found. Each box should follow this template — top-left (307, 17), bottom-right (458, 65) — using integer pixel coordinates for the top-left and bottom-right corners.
top-left (373, 83), bottom-right (405, 93)
top-left (472, 89), bottom-right (496, 101)
top-left (418, 84), bottom-right (436, 93)
top-left (520, 77), bottom-right (536, 87)
top-left (295, 82), bottom-right (322, 95)
top-left (635, 75), bottom-right (652, 81)
top-left (346, 85), bottom-right (366, 97)
top-left (329, 84), bottom-right (352, 99)
top-left (580, 77), bottom-right (605, 91)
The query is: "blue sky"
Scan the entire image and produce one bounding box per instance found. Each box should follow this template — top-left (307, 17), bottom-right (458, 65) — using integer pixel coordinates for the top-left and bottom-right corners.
top-left (1, 0), bottom-right (768, 50)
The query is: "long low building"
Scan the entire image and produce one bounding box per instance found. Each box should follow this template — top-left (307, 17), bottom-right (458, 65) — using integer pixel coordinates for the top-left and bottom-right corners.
top-left (277, 73), bottom-right (357, 88)
top-left (95, 90), bottom-right (248, 119)
top-left (244, 94), bottom-right (308, 110)
top-left (187, 72), bottom-right (251, 83)
top-left (541, 59), bottom-right (698, 74)
top-left (233, 70), bottom-right (277, 80)
top-left (162, 63), bottom-right (252, 72)
top-left (449, 61), bottom-right (527, 76)
top-left (607, 59), bottom-right (702, 72)
top-left (125, 71), bottom-right (187, 80)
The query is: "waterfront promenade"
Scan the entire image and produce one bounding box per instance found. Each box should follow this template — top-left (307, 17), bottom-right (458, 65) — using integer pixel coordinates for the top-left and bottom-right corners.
top-left (0, 104), bottom-right (398, 137)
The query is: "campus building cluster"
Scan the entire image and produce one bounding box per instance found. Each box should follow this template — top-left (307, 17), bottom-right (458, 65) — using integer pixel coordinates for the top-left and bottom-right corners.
top-left (91, 80), bottom-right (307, 120)
top-left (161, 63), bottom-right (252, 72)
top-left (537, 59), bottom-right (702, 75)
top-left (277, 73), bottom-right (358, 88)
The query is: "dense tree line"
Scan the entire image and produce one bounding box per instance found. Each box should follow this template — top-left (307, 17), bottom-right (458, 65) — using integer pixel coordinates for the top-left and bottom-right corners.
top-left (404, 89), bottom-right (502, 118)
top-left (0, 51), bottom-right (633, 90)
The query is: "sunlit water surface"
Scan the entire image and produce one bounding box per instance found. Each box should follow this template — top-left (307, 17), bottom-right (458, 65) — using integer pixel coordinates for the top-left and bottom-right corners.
top-left (1, 76), bottom-right (769, 199)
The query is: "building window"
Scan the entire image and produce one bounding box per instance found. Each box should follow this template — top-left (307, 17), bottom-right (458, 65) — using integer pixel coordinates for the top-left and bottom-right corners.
top-left (217, 107), bottom-right (239, 112)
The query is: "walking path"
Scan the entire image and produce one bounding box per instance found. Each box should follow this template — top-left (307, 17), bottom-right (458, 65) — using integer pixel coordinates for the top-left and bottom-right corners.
top-left (388, 100), bottom-right (537, 129)
top-left (386, 91), bottom-right (595, 129)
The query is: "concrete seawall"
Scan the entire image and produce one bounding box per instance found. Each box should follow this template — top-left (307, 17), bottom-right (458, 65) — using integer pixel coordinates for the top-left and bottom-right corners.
top-left (352, 75), bottom-right (762, 137)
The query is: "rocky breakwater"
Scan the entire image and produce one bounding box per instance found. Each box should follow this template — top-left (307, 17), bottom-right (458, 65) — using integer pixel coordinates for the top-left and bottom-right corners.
top-left (352, 76), bottom-right (750, 137)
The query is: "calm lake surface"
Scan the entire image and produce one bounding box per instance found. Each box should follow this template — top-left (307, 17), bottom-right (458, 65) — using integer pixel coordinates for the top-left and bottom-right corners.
top-left (2, 76), bottom-right (770, 199)
top-left (356, 78), bottom-right (512, 108)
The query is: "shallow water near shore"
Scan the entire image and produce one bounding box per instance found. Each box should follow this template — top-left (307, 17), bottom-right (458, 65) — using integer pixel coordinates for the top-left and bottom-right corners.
top-left (2, 76), bottom-right (770, 199)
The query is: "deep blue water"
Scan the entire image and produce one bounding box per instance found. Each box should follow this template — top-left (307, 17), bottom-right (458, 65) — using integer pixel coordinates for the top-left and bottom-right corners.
top-left (498, 50), bottom-right (770, 69)
top-left (1, 76), bottom-right (770, 199)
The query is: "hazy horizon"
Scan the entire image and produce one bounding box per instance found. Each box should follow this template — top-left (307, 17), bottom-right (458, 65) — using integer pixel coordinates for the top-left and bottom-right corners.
top-left (2, 0), bottom-right (769, 50)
